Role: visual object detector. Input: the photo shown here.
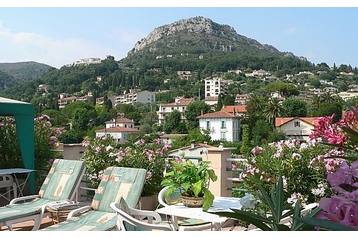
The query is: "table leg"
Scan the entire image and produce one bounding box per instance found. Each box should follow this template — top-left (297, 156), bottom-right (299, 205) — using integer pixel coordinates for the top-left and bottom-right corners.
top-left (13, 172), bottom-right (31, 197)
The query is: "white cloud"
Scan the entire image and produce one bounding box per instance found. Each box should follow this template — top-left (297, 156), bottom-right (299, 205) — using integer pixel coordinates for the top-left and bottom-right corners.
top-left (284, 27), bottom-right (300, 35)
top-left (0, 23), bottom-right (116, 68)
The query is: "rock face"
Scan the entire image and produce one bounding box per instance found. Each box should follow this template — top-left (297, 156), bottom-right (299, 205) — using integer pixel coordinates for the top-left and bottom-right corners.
top-left (128, 16), bottom-right (280, 55)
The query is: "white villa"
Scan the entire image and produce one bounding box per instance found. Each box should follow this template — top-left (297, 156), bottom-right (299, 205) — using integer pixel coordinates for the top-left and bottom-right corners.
top-left (197, 110), bottom-right (241, 142)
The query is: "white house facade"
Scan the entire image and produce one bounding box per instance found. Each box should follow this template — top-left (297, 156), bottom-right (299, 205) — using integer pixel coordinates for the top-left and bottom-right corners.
top-left (95, 126), bottom-right (138, 144)
top-left (157, 97), bottom-right (194, 125)
top-left (105, 118), bottom-right (134, 129)
top-left (275, 117), bottom-right (317, 142)
top-left (197, 110), bottom-right (241, 142)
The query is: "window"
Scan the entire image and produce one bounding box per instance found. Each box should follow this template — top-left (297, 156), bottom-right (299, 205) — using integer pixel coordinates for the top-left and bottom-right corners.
top-left (221, 121), bottom-right (226, 129)
top-left (220, 132), bottom-right (226, 140)
top-left (206, 121), bottom-right (210, 129)
top-left (294, 121), bottom-right (300, 127)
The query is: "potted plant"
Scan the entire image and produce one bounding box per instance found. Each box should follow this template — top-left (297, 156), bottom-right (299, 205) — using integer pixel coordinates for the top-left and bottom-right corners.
top-left (161, 157), bottom-right (217, 211)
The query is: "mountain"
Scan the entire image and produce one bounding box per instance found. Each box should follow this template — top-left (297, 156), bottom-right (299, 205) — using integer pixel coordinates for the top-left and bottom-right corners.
top-left (0, 61), bottom-right (54, 90)
top-left (0, 61), bottom-right (54, 81)
top-left (124, 16), bottom-right (302, 66)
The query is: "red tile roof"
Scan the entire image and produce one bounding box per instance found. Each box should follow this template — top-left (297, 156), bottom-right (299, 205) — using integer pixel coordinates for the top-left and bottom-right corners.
top-left (275, 117), bottom-right (319, 127)
top-left (197, 110), bottom-right (236, 119)
top-left (221, 105), bottom-right (247, 113)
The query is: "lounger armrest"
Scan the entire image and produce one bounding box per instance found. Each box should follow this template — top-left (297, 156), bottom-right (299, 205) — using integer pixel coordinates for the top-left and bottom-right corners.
top-left (66, 205), bottom-right (91, 219)
top-left (9, 195), bottom-right (40, 204)
top-left (129, 207), bottom-right (163, 223)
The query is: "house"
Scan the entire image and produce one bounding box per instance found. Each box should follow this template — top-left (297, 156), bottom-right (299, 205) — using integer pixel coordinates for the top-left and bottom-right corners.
top-left (204, 96), bottom-right (218, 110)
top-left (159, 133), bottom-right (187, 145)
top-left (235, 94), bottom-right (250, 105)
top-left (197, 110), bottom-right (241, 142)
top-left (157, 97), bottom-right (194, 125)
top-left (220, 105), bottom-right (247, 118)
top-left (105, 118), bottom-right (134, 129)
top-left (275, 117), bottom-right (318, 141)
top-left (168, 141), bottom-right (216, 163)
top-left (95, 126), bottom-right (138, 144)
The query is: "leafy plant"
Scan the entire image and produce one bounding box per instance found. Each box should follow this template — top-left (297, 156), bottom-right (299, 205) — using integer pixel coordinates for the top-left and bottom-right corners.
top-left (212, 177), bottom-right (321, 231)
top-left (161, 158), bottom-right (217, 211)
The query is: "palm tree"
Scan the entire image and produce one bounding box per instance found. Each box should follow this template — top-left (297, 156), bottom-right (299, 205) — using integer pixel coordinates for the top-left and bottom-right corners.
top-left (320, 92), bottom-right (337, 104)
top-left (311, 94), bottom-right (321, 109)
top-left (263, 97), bottom-right (284, 127)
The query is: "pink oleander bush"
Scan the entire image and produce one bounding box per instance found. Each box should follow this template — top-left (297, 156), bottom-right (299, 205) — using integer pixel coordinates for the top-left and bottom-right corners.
top-left (238, 139), bottom-right (342, 207)
top-left (0, 114), bottom-right (61, 183)
top-left (82, 135), bottom-right (171, 197)
top-left (308, 108), bottom-right (358, 230)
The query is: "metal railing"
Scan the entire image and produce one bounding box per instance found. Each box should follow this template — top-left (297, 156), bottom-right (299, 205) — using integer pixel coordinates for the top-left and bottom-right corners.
top-left (226, 157), bottom-right (248, 193)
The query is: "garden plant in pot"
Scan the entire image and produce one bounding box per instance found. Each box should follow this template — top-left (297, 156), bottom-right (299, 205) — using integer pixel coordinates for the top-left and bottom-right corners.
top-left (161, 158), bottom-right (217, 211)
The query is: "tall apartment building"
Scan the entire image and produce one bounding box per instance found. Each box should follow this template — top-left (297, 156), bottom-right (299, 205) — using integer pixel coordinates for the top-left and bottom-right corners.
top-left (204, 77), bottom-right (228, 97)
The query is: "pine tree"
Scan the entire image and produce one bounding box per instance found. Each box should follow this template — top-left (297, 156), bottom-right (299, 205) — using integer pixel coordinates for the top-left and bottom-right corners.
top-left (215, 94), bottom-right (223, 111)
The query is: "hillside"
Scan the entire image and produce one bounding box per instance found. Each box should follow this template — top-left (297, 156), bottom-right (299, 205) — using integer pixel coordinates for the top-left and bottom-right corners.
top-left (0, 61), bottom-right (54, 80)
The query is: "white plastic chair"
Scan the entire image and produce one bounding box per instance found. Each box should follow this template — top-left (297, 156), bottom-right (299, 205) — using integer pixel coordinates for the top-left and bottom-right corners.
top-left (110, 198), bottom-right (175, 231)
top-left (157, 186), bottom-right (214, 231)
top-left (0, 175), bottom-right (17, 201)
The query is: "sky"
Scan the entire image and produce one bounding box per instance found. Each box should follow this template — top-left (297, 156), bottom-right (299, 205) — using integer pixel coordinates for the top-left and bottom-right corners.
top-left (0, 2), bottom-right (358, 69)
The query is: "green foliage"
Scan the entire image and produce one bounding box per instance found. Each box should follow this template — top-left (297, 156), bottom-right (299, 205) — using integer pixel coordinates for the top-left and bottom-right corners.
top-left (0, 115), bottom-right (61, 184)
top-left (212, 177), bottom-right (321, 231)
top-left (223, 94), bottom-right (235, 106)
top-left (161, 158), bottom-right (218, 211)
top-left (240, 124), bottom-right (251, 156)
top-left (215, 94), bottom-right (223, 111)
top-left (185, 101), bottom-right (211, 131)
top-left (163, 110), bottom-right (182, 134)
top-left (265, 82), bottom-right (299, 98)
top-left (251, 120), bottom-right (273, 146)
top-left (170, 127), bottom-right (211, 150)
top-left (282, 98), bottom-right (308, 117)
top-left (313, 102), bottom-right (343, 123)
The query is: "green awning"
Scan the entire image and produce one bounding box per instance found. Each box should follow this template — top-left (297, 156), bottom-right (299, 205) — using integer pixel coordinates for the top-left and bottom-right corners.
top-left (0, 97), bottom-right (35, 194)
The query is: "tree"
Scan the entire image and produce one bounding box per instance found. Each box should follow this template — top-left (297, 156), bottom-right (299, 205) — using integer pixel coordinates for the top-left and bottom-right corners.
top-left (263, 98), bottom-right (284, 127)
top-left (163, 110), bottom-right (181, 134)
top-left (215, 94), bottom-right (223, 111)
top-left (265, 82), bottom-right (299, 98)
top-left (117, 104), bottom-right (136, 116)
top-left (313, 102), bottom-right (343, 123)
top-left (139, 111), bottom-right (159, 134)
top-left (223, 94), bottom-right (235, 106)
top-left (282, 98), bottom-right (307, 117)
top-left (185, 101), bottom-right (211, 131)
top-left (240, 124), bottom-right (251, 156)
top-left (251, 120), bottom-right (274, 146)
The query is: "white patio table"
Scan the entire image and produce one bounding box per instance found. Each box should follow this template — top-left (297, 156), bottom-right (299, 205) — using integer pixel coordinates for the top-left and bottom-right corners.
top-left (155, 196), bottom-right (242, 231)
top-left (0, 168), bottom-right (36, 198)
